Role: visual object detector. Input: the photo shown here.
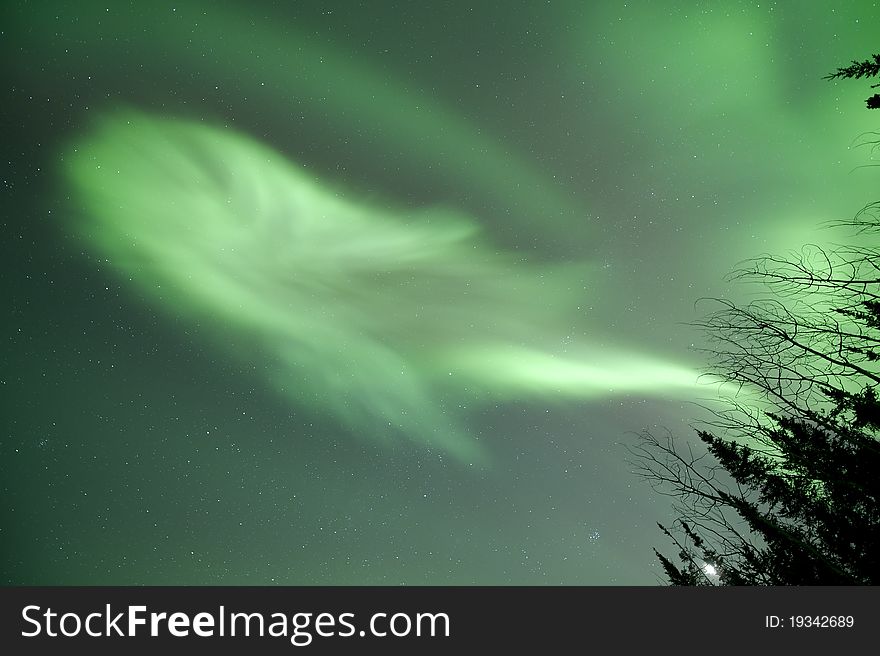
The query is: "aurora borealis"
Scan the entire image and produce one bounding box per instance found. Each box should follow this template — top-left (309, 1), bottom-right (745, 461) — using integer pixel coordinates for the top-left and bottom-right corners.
top-left (2, 0), bottom-right (879, 585)
top-left (64, 112), bottom-right (697, 463)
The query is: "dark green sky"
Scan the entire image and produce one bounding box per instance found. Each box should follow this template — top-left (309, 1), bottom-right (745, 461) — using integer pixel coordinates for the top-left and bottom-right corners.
top-left (2, 0), bottom-right (878, 584)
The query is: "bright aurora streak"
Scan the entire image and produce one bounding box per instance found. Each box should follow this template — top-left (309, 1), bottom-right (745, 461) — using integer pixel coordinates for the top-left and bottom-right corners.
top-left (64, 113), bottom-right (697, 462)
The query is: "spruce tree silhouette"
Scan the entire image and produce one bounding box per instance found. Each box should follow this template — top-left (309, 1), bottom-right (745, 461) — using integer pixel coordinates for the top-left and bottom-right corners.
top-left (630, 60), bottom-right (880, 585)
top-left (824, 53), bottom-right (880, 108)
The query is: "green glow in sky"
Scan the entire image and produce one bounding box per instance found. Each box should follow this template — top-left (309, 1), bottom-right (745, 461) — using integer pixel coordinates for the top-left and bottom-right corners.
top-left (10, 0), bottom-right (588, 250)
top-left (6, 0), bottom-right (880, 586)
top-left (65, 112), bottom-right (696, 461)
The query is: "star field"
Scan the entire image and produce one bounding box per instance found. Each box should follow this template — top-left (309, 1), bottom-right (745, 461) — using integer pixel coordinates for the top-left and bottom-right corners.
top-left (2, 0), bottom-right (878, 585)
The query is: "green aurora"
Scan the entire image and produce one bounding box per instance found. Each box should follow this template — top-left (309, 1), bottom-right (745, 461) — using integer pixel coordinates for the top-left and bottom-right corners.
top-left (65, 112), bottom-right (697, 462)
top-left (3, 0), bottom-right (880, 585)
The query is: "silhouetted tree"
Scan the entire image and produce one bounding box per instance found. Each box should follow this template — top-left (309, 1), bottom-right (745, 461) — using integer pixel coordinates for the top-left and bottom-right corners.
top-left (631, 212), bottom-right (880, 585)
top-left (631, 66), bottom-right (880, 584)
top-left (824, 53), bottom-right (880, 108)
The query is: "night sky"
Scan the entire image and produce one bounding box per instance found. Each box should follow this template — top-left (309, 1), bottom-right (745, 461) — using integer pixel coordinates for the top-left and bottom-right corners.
top-left (2, 1), bottom-right (878, 585)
